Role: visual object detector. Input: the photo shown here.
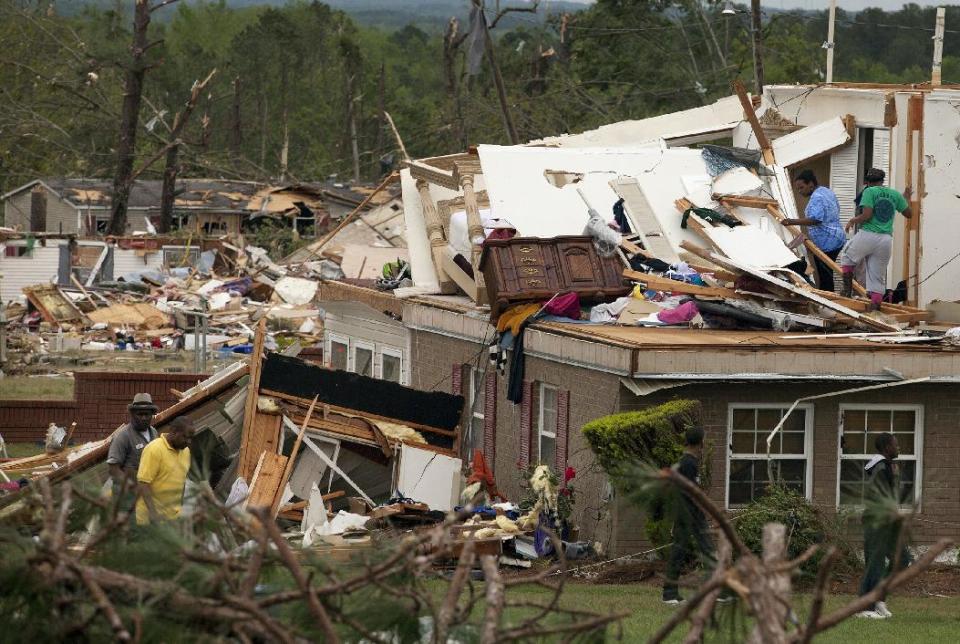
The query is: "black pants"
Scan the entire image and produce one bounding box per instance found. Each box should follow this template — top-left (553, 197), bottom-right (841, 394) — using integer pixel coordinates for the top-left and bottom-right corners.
top-left (663, 513), bottom-right (715, 600)
top-left (859, 523), bottom-right (912, 608)
top-left (813, 246), bottom-right (842, 292)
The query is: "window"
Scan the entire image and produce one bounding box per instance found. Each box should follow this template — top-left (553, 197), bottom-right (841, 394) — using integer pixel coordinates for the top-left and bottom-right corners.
top-left (353, 342), bottom-right (374, 377)
top-left (162, 246), bottom-right (201, 269)
top-left (328, 334), bottom-right (349, 371)
top-left (467, 368), bottom-right (486, 452)
top-left (838, 405), bottom-right (922, 508)
top-left (727, 404), bottom-right (813, 508)
top-left (380, 348), bottom-right (402, 384)
top-left (3, 245), bottom-right (31, 258)
top-left (538, 384), bottom-right (559, 467)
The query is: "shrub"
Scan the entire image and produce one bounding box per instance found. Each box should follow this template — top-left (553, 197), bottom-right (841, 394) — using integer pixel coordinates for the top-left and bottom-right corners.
top-left (734, 484), bottom-right (855, 577)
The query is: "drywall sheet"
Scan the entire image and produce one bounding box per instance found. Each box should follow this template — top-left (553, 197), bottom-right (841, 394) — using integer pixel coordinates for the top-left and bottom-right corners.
top-left (918, 93), bottom-right (960, 307)
top-left (396, 444), bottom-right (461, 512)
top-left (340, 245), bottom-right (410, 280)
top-left (698, 224), bottom-right (799, 268)
top-left (532, 95), bottom-right (743, 148)
top-left (712, 167), bottom-right (763, 196)
top-left (762, 85), bottom-right (890, 127)
top-left (400, 168), bottom-right (441, 292)
top-left (479, 144), bottom-right (710, 254)
top-left (772, 117), bottom-right (852, 168)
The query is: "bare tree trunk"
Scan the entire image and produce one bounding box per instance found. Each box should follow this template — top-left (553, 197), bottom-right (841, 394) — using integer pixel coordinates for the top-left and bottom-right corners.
top-left (232, 75), bottom-right (242, 152)
top-left (159, 70), bottom-right (217, 233)
top-left (108, 0), bottom-right (153, 236)
top-left (373, 62), bottom-right (385, 177)
top-left (443, 18), bottom-right (468, 150)
top-left (476, 2), bottom-right (519, 145)
top-left (347, 73), bottom-right (360, 184)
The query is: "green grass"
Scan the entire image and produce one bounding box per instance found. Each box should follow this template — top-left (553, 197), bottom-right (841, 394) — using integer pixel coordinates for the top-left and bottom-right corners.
top-left (3, 443), bottom-right (44, 458)
top-left (504, 583), bottom-right (960, 642)
top-left (0, 376), bottom-right (74, 400)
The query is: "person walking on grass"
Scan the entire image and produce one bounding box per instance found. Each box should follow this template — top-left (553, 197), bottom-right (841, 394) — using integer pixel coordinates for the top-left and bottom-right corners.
top-left (856, 432), bottom-right (913, 619)
top-left (662, 426), bottom-right (716, 605)
top-left (782, 169), bottom-right (846, 292)
top-left (136, 417), bottom-right (194, 525)
top-left (841, 168), bottom-right (913, 310)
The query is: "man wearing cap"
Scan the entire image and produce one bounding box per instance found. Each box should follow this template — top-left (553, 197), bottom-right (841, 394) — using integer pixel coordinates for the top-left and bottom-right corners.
top-left (107, 393), bottom-right (159, 510)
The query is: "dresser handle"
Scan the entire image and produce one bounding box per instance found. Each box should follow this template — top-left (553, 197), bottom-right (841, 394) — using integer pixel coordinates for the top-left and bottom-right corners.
top-left (522, 267), bottom-right (541, 275)
top-left (518, 246), bottom-right (534, 253)
top-left (526, 279), bottom-right (544, 286)
top-left (519, 257), bottom-right (537, 265)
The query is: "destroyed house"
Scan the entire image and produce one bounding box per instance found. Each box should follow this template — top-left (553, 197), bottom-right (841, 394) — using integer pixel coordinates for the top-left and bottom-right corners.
top-left (1, 178), bottom-right (330, 237)
top-left (309, 86), bottom-right (960, 556)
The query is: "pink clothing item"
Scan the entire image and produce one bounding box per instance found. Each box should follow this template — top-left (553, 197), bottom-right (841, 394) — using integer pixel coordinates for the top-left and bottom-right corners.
top-left (869, 292), bottom-right (883, 305)
top-left (841, 265), bottom-right (855, 273)
top-left (657, 300), bottom-right (699, 325)
top-left (543, 292), bottom-right (581, 320)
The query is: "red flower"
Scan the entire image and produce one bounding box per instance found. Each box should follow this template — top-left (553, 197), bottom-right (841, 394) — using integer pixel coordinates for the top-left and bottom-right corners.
top-left (564, 466), bottom-right (576, 484)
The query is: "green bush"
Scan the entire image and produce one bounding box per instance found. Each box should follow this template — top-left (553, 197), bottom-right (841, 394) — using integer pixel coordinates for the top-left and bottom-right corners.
top-left (582, 399), bottom-right (704, 477)
top-left (734, 485), bottom-right (855, 577)
top-left (583, 400), bottom-right (705, 555)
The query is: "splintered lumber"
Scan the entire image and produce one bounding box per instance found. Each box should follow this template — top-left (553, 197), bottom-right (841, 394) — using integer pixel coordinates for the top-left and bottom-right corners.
top-left (238, 318), bottom-right (268, 480)
top-left (733, 79), bottom-right (775, 165)
top-left (765, 204), bottom-right (869, 297)
top-left (623, 238), bottom-right (739, 283)
top-left (240, 414), bottom-right (282, 481)
top-left (623, 269), bottom-right (738, 298)
top-left (715, 195), bottom-right (780, 209)
top-left (271, 395), bottom-right (319, 516)
top-left (245, 452), bottom-right (288, 510)
top-left (705, 252), bottom-right (900, 332)
top-left (279, 490), bottom-right (345, 514)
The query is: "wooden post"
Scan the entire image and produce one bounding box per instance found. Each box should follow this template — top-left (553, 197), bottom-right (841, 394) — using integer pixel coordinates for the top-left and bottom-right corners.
top-left (417, 179), bottom-right (456, 293)
top-left (932, 7), bottom-right (946, 86)
top-left (459, 173), bottom-right (488, 303)
top-left (733, 79), bottom-right (774, 165)
top-left (238, 318), bottom-right (267, 480)
top-left (825, 0), bottom-right (837, 83)
top-left (750, 0), bottom-right (764, 95)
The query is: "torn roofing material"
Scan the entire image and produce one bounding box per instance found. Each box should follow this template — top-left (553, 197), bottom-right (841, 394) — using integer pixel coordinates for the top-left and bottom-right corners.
top-left (259, 353), bottom-right (465, 434)
top-left (530, 95), bottom-right (745, 148)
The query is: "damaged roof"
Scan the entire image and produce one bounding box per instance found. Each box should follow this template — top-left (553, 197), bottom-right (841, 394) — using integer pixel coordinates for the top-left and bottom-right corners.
top-left (1, 178), bottom-right (328, 215)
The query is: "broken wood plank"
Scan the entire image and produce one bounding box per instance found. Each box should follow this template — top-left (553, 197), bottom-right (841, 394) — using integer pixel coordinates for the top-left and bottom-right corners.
top-left (704, 252), bottom-right (900, 332)
top-left (733, 79), bottom-right (774, 165)
top-left (237, 318), bottom-right (268, 480)
top-left (715, 195), bottom-right (780, 209)
top-left (245, 452), bottom-right (288, 510)
top-left (623, 268), bottom-right (739, 298)
top-left (279, 490), bottom-right (345, 514)
top-left (272, 395), bottom-right (319, 517)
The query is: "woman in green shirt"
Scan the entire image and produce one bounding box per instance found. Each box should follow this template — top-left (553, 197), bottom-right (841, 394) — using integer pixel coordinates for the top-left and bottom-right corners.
top-left (841, 168), bottom-right (913, 310)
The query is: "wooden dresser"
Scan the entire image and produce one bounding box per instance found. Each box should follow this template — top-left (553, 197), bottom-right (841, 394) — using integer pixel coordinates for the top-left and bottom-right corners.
top-left (479, 236), bottom-right (629, 319)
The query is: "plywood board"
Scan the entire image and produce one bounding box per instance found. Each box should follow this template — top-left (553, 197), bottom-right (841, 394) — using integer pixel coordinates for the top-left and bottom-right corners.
top-left (87, 303), bottom-right (169, 329)
top-left (240, 413), bottom-right (282, 480)
top-left (611, 178), bottom-right (679, 262)
top-left (23, 285), bottom-right (87, 324)
top-left (340, 245), bottom-right (409, 280)
top-left (245, 452), bottom-right (289, 510)
top-left (772, 116), bottom-right (853, 168)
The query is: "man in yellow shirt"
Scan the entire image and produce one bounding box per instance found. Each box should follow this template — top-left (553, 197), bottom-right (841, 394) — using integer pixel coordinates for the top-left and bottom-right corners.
top-left (136, 417), bottom-right (194, 525)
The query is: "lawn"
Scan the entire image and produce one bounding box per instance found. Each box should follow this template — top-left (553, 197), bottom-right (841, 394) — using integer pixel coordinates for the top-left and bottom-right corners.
top-left (506, 582), bottom-right (960, 642)
top-left (0, 375), bottom-right (74, 400)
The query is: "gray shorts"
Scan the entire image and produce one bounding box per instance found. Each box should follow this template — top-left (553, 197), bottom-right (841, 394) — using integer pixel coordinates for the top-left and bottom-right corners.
top-left (841, 230), bottom-right (891, 295)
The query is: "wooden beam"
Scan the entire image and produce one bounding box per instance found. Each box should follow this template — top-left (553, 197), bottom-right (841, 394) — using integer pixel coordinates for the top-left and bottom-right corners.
top-left (716, 195), bottom-right (780, 209)
top-left (733, 79), bottom-right (775, 165)
top-left (765, 204), bottom-right (868, 297)
top-left (237, 318), bottom-right (267, 480)
top-left (623, 268), bottom-right (739, 298)
top-left (271, 395), bottom-right (318, 517)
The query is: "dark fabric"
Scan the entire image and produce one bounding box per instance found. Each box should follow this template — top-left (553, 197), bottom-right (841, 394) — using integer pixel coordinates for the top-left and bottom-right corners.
top-left (663, 508), bottom-right (715, 600)
top-left (813, 246), bottom-right (841, 292)
top-left (507, 324), bottom-right (528, 404)
top-left (612, 198), bottom-right (632, 234)
top-left (866, 458), bottom-right (898, 501)
top-left (681, 207), bottom-right (742, 229)
top-left (859, 523), bottom-right (912, 607)
top-left (261, 354), bottom-right (465, 439)
top-left (700, 145), bottom-right (767, 176)
top-left (629, 255), bottom-right (671, 273)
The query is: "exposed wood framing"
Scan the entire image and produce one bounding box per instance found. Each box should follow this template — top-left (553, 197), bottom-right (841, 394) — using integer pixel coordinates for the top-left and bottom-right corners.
top-left (733, 79), bottom-right (774, 165)
top-left (238, 318), bottom-right (267, 480)
top-left (271, 395), bottom-right (318, 516)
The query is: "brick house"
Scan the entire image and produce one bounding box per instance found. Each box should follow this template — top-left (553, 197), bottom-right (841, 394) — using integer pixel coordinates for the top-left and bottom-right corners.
top-left (318, 281), bottom-right (960, 556)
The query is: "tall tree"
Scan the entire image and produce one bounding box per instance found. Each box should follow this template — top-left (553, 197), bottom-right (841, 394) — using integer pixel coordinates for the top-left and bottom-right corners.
top-left (108, 0), bottom-right (180, 236)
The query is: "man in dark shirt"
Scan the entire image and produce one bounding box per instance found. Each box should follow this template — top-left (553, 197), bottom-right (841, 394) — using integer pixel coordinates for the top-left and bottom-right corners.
top-left (106, 393), bottom-right (160, 511)
top-left (663, 426), bottom-right (715, 604)
top-left (857, 432), bottom-right (913, 619)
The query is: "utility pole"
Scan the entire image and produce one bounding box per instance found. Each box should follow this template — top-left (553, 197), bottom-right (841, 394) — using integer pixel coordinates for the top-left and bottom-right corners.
top-left (750, 0), bottom-right (764, 95)
top-left (932, 7), bottom-right (946, 86)
top-left (825, 0), bottom-right (836, 83)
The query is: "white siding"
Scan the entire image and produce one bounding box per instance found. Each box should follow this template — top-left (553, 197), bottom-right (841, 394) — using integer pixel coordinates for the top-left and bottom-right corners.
top-left (113, 247), bottom-right (163, 278)
top-left (0, 242), bottom-right (61, 303)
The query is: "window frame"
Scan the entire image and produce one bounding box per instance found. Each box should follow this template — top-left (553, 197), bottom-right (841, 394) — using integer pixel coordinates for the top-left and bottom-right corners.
top-left (350, 339), bottom-right (375, 377)
top-left (537, 383), bottom-right (559, 466)
top-left (466, 367), bottom-right (486, 452)
top-left (835, 403), bottom-right (924, 510)
top-left (725, 403), bottom-right (815, 509)
top-left (326, 332), bottom-right (350, 372)
top-left (378, 346), bottom-right (404, 385)
top-left (2, 243), bottom-right (32, 259)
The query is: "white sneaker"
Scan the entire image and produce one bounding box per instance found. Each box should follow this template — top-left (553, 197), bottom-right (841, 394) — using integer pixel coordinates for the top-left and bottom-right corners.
top-left (875, 601), bottom-right (893, 618)
top-left (855, 610), bottom-right (886, 619)
top-left (662, 598), bottom-right (684, 606)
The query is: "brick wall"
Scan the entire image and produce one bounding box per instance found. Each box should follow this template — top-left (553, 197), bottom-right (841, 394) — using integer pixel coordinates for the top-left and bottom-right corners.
top-left (407, 324), bottom-right (960, 554)
top-left (0, 371), bottom-right (203, 444)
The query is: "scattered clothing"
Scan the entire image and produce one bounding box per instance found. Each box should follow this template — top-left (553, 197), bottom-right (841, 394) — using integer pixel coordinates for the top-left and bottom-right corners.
top-left (589, 296), bottom-right (633, 323)
top-left (629, 255), bottom-right (671, 273)
top-left (136, 434), bottom-right (191, 524)
top-left (681, 207), bottom-right (741, 229)
top-left (496, 302), bottom-right (542, 336)
top-left (542, 292), bottom-right (581, 320)
top-left (657, 300), bottom-right (700, 325)
top-left (612, 198), bottom-right (632, 234)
